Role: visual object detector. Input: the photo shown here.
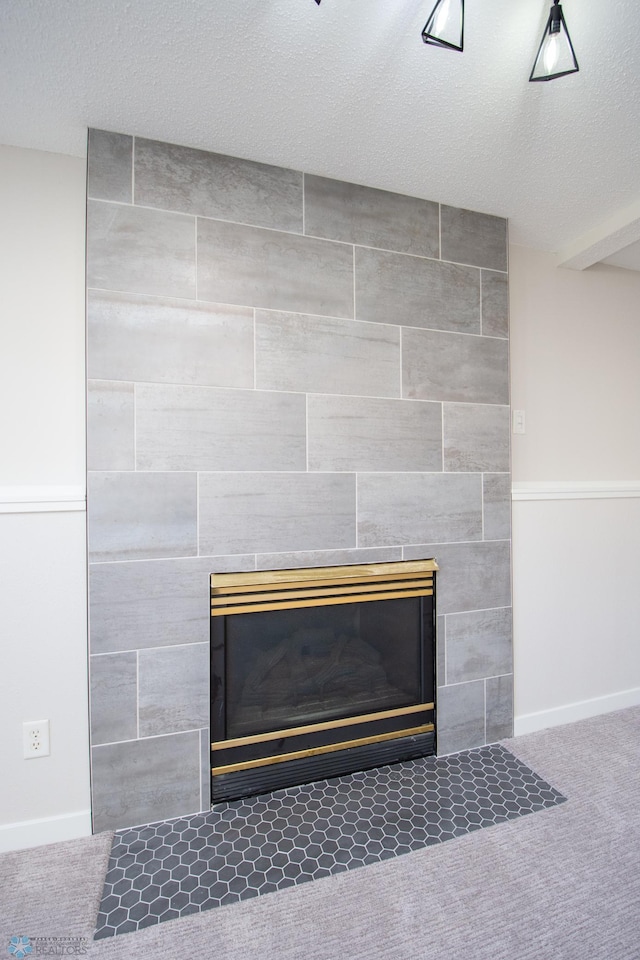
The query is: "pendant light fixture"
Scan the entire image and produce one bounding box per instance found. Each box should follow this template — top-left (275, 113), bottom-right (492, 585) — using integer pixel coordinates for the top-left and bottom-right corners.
top-left (421, 0), bottom-right (464, 52)
top-left (530, 0), bottom-right (579, 81)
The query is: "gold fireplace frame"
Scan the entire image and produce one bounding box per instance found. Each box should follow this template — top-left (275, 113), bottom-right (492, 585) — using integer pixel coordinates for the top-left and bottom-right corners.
top-left (210, 559), bottom-right (437, 777)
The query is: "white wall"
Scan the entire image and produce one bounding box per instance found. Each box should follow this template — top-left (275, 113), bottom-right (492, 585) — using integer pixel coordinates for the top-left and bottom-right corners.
top-left (0, 145), bottom-right (90, 850)
top-left (509, 245), bottom-right (640, 733)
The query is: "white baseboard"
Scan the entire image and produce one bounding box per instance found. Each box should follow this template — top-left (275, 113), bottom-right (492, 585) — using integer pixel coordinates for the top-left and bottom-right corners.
top-left (514, 686), bottom-right (640, 736)
top-left (0, 809), bottom-right (92, 853)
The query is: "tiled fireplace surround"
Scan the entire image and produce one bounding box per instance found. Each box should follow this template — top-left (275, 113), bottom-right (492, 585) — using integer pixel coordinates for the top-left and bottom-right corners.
top-left (86, 129), bottom-right (512, 833)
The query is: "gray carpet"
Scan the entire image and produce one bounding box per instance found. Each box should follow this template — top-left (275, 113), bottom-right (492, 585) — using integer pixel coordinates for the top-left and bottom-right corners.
top-left (2, 706), bottom-right (639, 959)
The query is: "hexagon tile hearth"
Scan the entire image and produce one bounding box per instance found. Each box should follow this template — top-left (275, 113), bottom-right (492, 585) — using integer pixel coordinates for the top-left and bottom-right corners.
top-left (94, 743), bottom-right (566, 938)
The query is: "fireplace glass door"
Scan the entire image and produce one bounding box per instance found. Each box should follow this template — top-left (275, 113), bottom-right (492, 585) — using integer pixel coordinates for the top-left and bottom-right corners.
top-left (210, 560), bottom-right (437, 802)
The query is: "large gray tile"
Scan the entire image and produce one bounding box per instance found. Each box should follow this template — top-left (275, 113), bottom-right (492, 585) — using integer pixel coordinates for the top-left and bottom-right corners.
top-left (443, 404), bottom-right (510, 472)
top-left (255, 546), bottom-right (403, 571)
top-left (486, 674), bottom-right (514, 741)
top-left (403, 541), bottom-right (511, 614)
top-left (89, 652), bottom-right (137, 745)
top-left (304, 175), bottom-right (439, 256)
top-left (135, 383), bottom-right (306, 472)
top-left (87, 201), bottom-right (195, 299)
top-left (89, 555), bottom-right (255, 654)
top-left (197, 219), bottom-right (353, 317)
top-left (357, 473), bottom-right (482, 547)
top-left (91, 731), bottom-right (201, 832)
top-left (255, 310), bottom-right (400, 397)
top-left (87, 291), bottom-right (254, 388)
top-left (445, 607), bottom-right (513, 684)
top-left (199, 473), bottom-right (356, 555)
top-left (87, 129), bottom-right (132, 203)
top-left (138, 644), bottom-right (209, 737)
top-left (135, 137), bottom-right (302, 230)
top-left (402, 328), bottom-right (509, 404)
top-left (437, 680), bottom-right (485, 754)
top-left (308, 396), bottom-right (442, 472)
top-left (482, 270), bottom-right (509, 338)
top-left (355, 247), bottom-right (480, 334)
top-left (437, 615), bottom-right (446, 687)
top-left (87, 380), bottom-right (134, 471)
top-left (88, 472), bottom-right (197, 562)
top-left (441, 206), bottom-right (507, 272)
top-left (200, 728), bottom-right (211, 812)
top-left (483, 473), bottom-right (511, 540)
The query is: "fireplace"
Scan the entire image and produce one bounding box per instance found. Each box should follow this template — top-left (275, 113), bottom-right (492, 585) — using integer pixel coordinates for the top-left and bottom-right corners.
top-left (210, 560), bottom-right (437, 802)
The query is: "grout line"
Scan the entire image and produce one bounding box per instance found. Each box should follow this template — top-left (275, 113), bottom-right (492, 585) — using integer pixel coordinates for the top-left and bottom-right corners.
top-left (481, 472), bottom-right (485, 540)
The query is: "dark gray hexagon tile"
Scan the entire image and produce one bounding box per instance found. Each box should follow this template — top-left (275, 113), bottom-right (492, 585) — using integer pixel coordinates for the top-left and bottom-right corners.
top-left (308, 395), bottom-right (442, 472)
top-left (94, 743), bottom-right (565, 939)
top-left (402, 328), bottom-right (509, 405)
top-left (88, 129), bottom-right (132, 203)
top-left (441, 206), bottom-right (507, 272)
top-left (197, 219), bottom-right (353, 318)
top-left (87, 201), bottom-right (196, 299)
top-left (355, 247), bottom-right (480, 334)
top-left (89, 554), bottom-right (255, 655)
top-left (304, 174), bottom-right (439, 257)
top-left (135, 138), bottom-right (303, 232)
top-left (87, 290), bottom-right (254, 389)
top-left (135, 383), bottom-right (306, 472)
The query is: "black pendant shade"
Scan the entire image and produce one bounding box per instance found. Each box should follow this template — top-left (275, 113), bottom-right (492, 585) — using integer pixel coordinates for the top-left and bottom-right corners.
top-left (422, 0), bottom-right (464, 52)
top-left (530, 1), bottom-right (579, 81)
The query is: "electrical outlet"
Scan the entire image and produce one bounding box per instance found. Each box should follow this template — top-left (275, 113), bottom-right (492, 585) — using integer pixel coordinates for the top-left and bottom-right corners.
top-left (23, 719), bottom-right (50, 759)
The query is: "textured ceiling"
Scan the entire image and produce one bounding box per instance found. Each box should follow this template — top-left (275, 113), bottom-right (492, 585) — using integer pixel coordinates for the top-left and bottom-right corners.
top-left (2, 0), bottom-right (639, 263)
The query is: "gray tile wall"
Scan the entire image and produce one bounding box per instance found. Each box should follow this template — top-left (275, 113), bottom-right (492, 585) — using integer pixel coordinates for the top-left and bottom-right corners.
top-left (87, 130), bottom-right (512, 832)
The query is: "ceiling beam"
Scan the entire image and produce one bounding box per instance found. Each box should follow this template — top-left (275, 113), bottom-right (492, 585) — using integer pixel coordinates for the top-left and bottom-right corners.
top-left (556, 198), bottom-right (640, 271)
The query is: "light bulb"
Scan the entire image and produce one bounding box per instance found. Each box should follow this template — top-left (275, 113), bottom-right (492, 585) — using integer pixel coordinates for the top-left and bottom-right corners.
top-left (542, 33), bottom-right (560, 74)
top-left (434, 0), bottom-right (452, 35)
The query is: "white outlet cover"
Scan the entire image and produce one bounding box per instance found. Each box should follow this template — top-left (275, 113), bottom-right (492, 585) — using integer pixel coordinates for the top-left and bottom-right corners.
top-left (23, 719), bottom-right (50, 759)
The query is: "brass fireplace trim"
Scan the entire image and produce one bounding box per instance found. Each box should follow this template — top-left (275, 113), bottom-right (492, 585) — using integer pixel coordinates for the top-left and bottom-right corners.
top-left (210, 559), bottom-right (438, 616)
top-left (211, 723), bottom-right (435, 776)
top-left (212, 701), bottom-right (435, 751)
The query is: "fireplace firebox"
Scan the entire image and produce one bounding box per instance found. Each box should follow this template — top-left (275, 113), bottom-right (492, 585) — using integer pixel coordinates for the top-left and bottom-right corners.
top-left (210, 560), bottom-right (437, 803)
